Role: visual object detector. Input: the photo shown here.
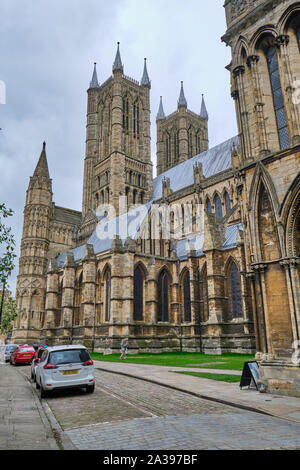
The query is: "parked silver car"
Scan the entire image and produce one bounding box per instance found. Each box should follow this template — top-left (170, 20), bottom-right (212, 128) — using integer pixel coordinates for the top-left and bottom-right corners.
top-left (4, 344), bottom-right (18, 362)
top-left (35, 345), bottom-right (95, 398)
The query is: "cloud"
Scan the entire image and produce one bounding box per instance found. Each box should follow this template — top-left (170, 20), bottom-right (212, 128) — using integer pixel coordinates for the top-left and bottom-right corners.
top-left (0, 0), bottom-right (237, 294)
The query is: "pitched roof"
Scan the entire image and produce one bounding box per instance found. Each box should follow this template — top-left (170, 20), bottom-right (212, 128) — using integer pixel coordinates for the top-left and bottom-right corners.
top-left (152, 135), bottom-right (238, 200)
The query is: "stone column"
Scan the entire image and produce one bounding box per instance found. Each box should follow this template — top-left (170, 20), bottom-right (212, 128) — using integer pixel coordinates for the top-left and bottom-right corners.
top-left (146, 257), bottom-right (157, 324)
top-left (280, 258), bottom-right (300, 344)
top-left (45, 259), bottom-right (59, 332)
top-left (82, 245), bottom-right (96, 342)
top-left (233, 65), bottom-right (252, 159)
top-left (61, 252), bottom-right (75, 339)
top-left (247, 55), bottom-right (269, 156)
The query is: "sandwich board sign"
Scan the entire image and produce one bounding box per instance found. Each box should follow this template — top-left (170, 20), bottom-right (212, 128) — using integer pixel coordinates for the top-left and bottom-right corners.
top-left (240, 361), bottom-right (260, 390)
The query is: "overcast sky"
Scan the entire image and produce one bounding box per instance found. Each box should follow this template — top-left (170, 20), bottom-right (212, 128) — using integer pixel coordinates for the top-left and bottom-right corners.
top-left (0, 0), bottom-right (237, 294)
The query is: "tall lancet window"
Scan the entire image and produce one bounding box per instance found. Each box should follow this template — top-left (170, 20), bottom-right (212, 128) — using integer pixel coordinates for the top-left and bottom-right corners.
top-left (182, 271), bottom-right (192, 322)
top-left (214, 194), bottom-right (223, 219)
top-left (157, 270), bottom-right (170, 322)
top-left (229, 263), bottom-right (243, 319)
top-left (123, 98), bottom-right (129, 131)
top-left (297, 28), bottom-right (300, 50)
top-left (133, 102), bottom-right (140, 137)
top-left (133, 266), bottom-right (144, 321)
top-left (266, 46), bottom-right (290, 150)
top-left (104, 268), bottom-right (111, 322)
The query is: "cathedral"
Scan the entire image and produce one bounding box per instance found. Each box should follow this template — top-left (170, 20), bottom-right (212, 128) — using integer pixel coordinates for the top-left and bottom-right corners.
top-left (12, 0), bottom-right (300, 397)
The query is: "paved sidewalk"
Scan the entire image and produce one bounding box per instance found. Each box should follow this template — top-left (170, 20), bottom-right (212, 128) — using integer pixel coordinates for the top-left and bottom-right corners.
top-left (0, 364), bottom-right (58, 450)
top-left (94, 361), bottom-right (300, 423)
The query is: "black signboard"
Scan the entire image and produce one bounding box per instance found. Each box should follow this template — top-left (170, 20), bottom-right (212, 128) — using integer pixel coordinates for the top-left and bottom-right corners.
top-left (240, 361), bottom-right (260, 390)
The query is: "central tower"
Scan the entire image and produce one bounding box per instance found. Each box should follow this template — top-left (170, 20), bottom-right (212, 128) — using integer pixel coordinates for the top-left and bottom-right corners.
top-left (82, 44), bottom-right (153, 219)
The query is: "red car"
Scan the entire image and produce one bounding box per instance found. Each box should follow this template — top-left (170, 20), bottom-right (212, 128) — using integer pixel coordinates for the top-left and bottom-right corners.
top-left (10, 345), bottom-right (36, 365)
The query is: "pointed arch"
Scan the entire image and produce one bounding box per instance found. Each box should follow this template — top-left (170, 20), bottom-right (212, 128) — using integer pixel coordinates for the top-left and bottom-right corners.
top-left (213, 192), bottom-right (223, 220)
top-left (249, 163), bottom-right (283, 260)
top-left (181, 268), bottom-right (192, 322)
top-left (200, 262), bottom-right (209, 322)
top-left (102, 264), bottom-right (111, 322)
top-left (133, 264), bottom-right (145, 321)
top-left (281, 173), bottom-right (300, 257)
top-left (225, 257), bottom-right (243, 320)
top-left (157, 267), bottom-right (172, 322)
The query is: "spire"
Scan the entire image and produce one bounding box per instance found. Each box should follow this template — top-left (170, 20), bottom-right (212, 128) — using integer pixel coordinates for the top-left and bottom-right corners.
top-left (141, 58), bottom-right (151, 87)
top-left (33, 141), bottom-right (50, 179)
top-left (178, 81), bottom-right (187, 108)
top-left (156, 96), bottom-right (165, 120)
top-left (89, 62), bottom-right (99, 88)
top-left (200, 94), bottom-right (208, 119)
top-left (112, 42), bottom-right (123, 73)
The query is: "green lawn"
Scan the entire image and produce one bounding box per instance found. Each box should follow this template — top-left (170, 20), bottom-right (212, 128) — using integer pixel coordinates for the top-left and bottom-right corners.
top-left (173, 371), bottom-right (241, 383)
top-left (90, 351), bottom-right (254, 371)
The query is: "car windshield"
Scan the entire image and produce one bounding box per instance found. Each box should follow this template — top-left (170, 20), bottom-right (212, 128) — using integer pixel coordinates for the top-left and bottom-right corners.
top-left (20, 347), bottom-right (35, 352)
top-left (49, 349), bottom-right (90, 365)
top-left (6, 345), bottom-right (17, 351)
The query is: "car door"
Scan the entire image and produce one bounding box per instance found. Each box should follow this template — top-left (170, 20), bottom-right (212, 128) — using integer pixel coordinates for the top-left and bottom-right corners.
top-left (36, 349), bottom-right (48, 384)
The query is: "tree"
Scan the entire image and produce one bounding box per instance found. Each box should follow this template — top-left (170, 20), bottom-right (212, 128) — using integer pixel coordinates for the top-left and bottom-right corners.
top-left (0, 291), bottom-right (19, 334)
top-left (0, 203), bottom-right (16, 285)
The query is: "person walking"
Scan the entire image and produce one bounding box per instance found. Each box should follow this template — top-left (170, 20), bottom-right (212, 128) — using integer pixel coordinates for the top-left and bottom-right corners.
top-left (120, 338), bottom-right (128, 360)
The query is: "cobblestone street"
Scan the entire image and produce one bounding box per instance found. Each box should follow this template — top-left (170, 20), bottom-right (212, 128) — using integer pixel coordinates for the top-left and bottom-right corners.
top-left (37, 368), bottom-right (300, 450)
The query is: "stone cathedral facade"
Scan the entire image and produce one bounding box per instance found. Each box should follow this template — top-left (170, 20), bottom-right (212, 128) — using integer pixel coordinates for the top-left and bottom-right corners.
top-left (13, 1), bottom-right (300, 396)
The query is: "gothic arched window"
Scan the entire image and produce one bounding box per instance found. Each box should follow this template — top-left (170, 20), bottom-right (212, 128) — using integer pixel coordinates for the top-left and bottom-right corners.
top-left (201, 265), bottom-right (209, 321)
top-left (166, 133), bottom-right (171, 166)
top-left (104, 268), bottom-right (111, 322)
top-left (74, 273), bottom-right (83, 326)
top-left (123, 98), bottom-right (129, 131)
top-left (134, 266), bottom-right (144, 321)
top-left (182, 270), bottom-right (191, 322)
top-left (133, 102), bottom-right (140, 137)
top-left (206, 197), bottom-right (212, 214)
top-left (297, 27), bottom-right (300, 50)
top-left (266, 46), bottom-right (290, 150)
top-left (157, 270), bottom-right (170, 322)
top-left (214, 194), bottom-right (223, 219)
top-left (56, 280), bottom-right (63, 327)
top-left (224, 191), bottom-right (231, 214)
top-left (229, 262), bottom-right (243, 319)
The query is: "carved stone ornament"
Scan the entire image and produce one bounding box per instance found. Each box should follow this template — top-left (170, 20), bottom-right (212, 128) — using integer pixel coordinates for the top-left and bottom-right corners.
top-left (230, 0), bottom-right (259, 22)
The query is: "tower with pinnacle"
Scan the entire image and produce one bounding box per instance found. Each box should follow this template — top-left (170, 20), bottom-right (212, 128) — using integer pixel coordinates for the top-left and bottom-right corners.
top-left (156, 82), bottom-right (209, 175)
top-left (82, 43), bottom-right (153, 221)
top-left (14, 142), bottom-right (53, 342)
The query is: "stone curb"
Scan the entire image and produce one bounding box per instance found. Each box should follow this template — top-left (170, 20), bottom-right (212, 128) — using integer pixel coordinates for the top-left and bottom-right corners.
top-left (96, 366), bottom-right (291, 421)
top-left (19, 369), bottom-right (76, 450)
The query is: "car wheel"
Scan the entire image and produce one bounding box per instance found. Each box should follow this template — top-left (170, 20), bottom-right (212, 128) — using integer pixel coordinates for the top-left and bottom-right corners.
top-left (86, 384), bottom-right (95, 394)
top-left (40, 383), bottom-right (47, 399)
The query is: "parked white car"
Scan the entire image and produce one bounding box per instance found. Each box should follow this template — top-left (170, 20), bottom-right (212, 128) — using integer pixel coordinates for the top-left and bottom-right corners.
top-left (35, 345), bottom-right (95, 398)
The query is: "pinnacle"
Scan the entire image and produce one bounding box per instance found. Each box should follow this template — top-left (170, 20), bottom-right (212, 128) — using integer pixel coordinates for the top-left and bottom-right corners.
top-left (33, 141), bottom-right (50, 179)
top-left (113, 42), bottom-right (123, 73)
top-left (90, 62), bottom-right (99, 88)
top-left (141, 58), bottom-right (151, 87)
top-left (178, 81), bottom-right (187, 108)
